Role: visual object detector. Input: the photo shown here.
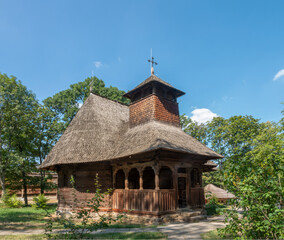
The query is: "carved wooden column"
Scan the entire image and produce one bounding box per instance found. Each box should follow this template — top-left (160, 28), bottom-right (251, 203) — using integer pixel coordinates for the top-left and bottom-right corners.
top-left (188, 167), bottom-right (193, 207)
top-left (138, 168), bottom-right (143, 190)
top-left (124, 169), bottom-right (129, 190)
top-left (154, 166), bottom-right (160, 190)
top-left (153, 166), bottom-right (160, 212)
top-left (173, 167), bottom-right (178, 209)
top-left (112, 168), bottom-right (116, 189)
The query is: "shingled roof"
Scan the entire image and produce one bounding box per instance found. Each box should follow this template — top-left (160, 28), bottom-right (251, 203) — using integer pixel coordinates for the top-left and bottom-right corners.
top-left (40, 93), bottom-right (222, 169)
top-left (124, 75), bottom-right (185, 98)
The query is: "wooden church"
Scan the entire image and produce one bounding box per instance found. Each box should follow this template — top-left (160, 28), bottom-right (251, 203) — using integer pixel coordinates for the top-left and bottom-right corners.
top-left (40, 62), bottom-right (222, 220)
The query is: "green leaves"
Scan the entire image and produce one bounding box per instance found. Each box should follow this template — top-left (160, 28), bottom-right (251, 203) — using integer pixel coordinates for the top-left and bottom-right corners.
top-left (181, 113), bottom-right (284, 238)
top-left (219, 122), bottom-right (284, 239)
top-left (43, 76), bottom-right (130, 127)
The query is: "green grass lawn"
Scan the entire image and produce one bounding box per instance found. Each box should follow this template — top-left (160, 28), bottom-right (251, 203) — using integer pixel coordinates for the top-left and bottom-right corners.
top-left (0, 206), bottom-right (158, 231)
top-left (0, 205), bottom-right (57, 230)
top-left (0, 232), bottom-right (167, 239)
top-left (201, 229), bottom-right (234, 239)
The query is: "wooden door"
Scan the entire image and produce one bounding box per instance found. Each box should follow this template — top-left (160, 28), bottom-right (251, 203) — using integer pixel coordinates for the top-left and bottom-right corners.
top-left (178, 177), bottom-right (187, 208)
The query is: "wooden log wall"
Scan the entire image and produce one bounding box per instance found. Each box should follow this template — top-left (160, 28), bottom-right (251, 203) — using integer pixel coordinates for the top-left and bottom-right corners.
top-left (57, 162), bottom-right (113, 209)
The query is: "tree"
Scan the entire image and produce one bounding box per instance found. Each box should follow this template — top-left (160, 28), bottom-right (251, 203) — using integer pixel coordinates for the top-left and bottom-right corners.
top-left (219, 122), bottom-right (284, 239)
top-left (32, 105), bottom-right (63, 194)
top-left (43, 77), bottom-right (129, 127)
top-left (180, 114), bottom-right (208, 144)
top-left (0, 73), bottom-right (39, 204)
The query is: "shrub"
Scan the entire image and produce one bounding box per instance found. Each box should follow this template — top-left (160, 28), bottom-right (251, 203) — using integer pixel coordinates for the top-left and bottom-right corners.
top-left (205, 193), bottom-right (225, 216)
top-left (206, 193), bottom-right (219, 205)
top-left (3, 194), bottom-right (23, 208)
top-left (33, 194), bottom-right (49, 209)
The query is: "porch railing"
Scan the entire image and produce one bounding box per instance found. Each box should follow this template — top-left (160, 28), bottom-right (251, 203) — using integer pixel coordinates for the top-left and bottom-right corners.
top-left (112, 189), bottom-right (176, 214)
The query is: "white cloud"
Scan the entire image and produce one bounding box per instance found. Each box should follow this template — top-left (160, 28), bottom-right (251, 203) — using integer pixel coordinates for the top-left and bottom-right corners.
top-left (76, 102), bottom-right (83, 108)
top-left (94, 61), bottom-right (103, 68)
top-left (190, 108), bottom-right (218, 124)
top-left (273, 69), bottom-right (284, 81)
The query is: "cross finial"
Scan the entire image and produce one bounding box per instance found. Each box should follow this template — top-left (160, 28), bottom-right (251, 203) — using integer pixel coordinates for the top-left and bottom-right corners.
top-left (148, 56), bottom-right (158, 75)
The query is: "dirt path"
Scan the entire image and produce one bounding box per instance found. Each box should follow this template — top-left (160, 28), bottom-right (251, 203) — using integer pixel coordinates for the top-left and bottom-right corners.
top-left (0, 216), bottom-right (225, 239)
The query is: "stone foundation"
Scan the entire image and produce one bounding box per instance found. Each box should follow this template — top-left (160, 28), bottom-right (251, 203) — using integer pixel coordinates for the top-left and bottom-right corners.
top-left (56, 208), bottom-right (207, 225)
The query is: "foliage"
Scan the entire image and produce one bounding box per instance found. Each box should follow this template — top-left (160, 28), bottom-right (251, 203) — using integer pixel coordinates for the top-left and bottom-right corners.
top-left (205, 193), bottom-right (225, 216)
top-left (0, 73), bottom-right (41, 204)
top-left (200, 229), bottom-right (231, 239)
top-left (32, 194), bottom-right (49, 209)
top-left (218, 122), bottom-right (284, 239)
top-left (42, 174), bottom-right (123, 239)
top-left (43, 76), bottom-right (130, 127)
top-left (182, 114), bottom-right (283, 238)
top-left (2, 194), bottom-right (23, 208)
top-left (202, 171), bottom-right (223, 188)
top-left (180, 114), bottom-right (208, 144)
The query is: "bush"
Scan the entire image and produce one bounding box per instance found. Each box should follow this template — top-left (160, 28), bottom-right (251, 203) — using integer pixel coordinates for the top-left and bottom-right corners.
top-left (205, 193), bottom-right (226, 216)
top-left (206, 193), bottom-right (218, 205)
top-left (33, 194), bottom-right (49, 209)
top-left (3, 194), bottom-right (23, 208)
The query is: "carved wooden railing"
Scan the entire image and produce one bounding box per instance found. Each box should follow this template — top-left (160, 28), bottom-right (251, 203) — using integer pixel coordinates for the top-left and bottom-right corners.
top-left (112, 189), bottom-right (176, 214)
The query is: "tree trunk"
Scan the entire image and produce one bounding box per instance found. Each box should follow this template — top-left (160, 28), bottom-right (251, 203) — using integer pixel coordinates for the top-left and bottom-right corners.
top-left (0, 172), bottom-right (5, 197)
top-left (40, 169), bottom-right (45, 194)
top-left (22, 170), bottom-right (28, 206)
top-left (0, 116), bottom-right (5, 197)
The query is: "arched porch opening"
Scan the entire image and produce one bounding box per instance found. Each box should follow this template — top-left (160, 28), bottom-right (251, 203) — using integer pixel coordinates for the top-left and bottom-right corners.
top-left (143, 167), bottom-right (155, 189)
top-left (115, 169), bottom-right (125, 189)
top-left (128, 168), bottom-right (140, 189)
top-left (159, 166), bottom-right (173, 189)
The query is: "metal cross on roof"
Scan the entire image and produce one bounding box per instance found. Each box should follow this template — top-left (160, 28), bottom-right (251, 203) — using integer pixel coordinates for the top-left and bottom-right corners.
top-left (148, 56), bottom-right (158, 75)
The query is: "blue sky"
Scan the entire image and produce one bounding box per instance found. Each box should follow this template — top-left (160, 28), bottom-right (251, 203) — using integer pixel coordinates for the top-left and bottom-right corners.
top-left (1, 0), bottom-right (283, 123)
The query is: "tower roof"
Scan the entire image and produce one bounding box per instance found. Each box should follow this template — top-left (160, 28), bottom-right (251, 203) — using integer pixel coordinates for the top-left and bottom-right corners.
top-left (124, 75), bottom-right (185, 99)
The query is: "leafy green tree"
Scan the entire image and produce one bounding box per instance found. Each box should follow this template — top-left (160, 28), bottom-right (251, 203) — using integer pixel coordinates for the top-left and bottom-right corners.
top-left (43, 77), bottom-right (129, 127)
top-left (219, 122), bottom-right (284, 239)
top-left (180, 114), bottom-right (208, 144)
top-left (32, 105), bottom-right (63, 194)
top-left (0, 73), bottom-right (39, 204)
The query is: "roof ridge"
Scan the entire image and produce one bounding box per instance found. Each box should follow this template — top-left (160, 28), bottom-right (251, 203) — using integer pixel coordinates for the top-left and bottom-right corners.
top-left (90, 92), bottom-right (130, 106)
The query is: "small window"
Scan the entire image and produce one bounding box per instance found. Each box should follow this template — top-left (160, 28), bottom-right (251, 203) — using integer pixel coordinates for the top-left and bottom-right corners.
top-left (191, 168), bottom-right (200, 187)
top-left (133, 91), bottom-right (141, 102)
top-left (143, 86), bottom-right (152, 98)
top-left (156, 87), bottom-right (165, 97)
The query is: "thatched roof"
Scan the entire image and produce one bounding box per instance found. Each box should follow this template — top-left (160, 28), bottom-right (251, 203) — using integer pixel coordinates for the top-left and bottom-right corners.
top-left (203, 161), bottom-right (218, 172)
top-left (40, 94), bottom-right (129, 169)
top-left (204, 184), bottom-right (235, 199)
top-left (40, 93), bottom-right (223, 169)
top-left (124, 75), bottom-right (185, 98)
top-left (111, 121), bottom-right (223, 160)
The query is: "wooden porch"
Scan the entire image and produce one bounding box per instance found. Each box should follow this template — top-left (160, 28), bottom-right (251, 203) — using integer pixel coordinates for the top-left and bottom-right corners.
top-left (112, 187), bottom-right (205, 215)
